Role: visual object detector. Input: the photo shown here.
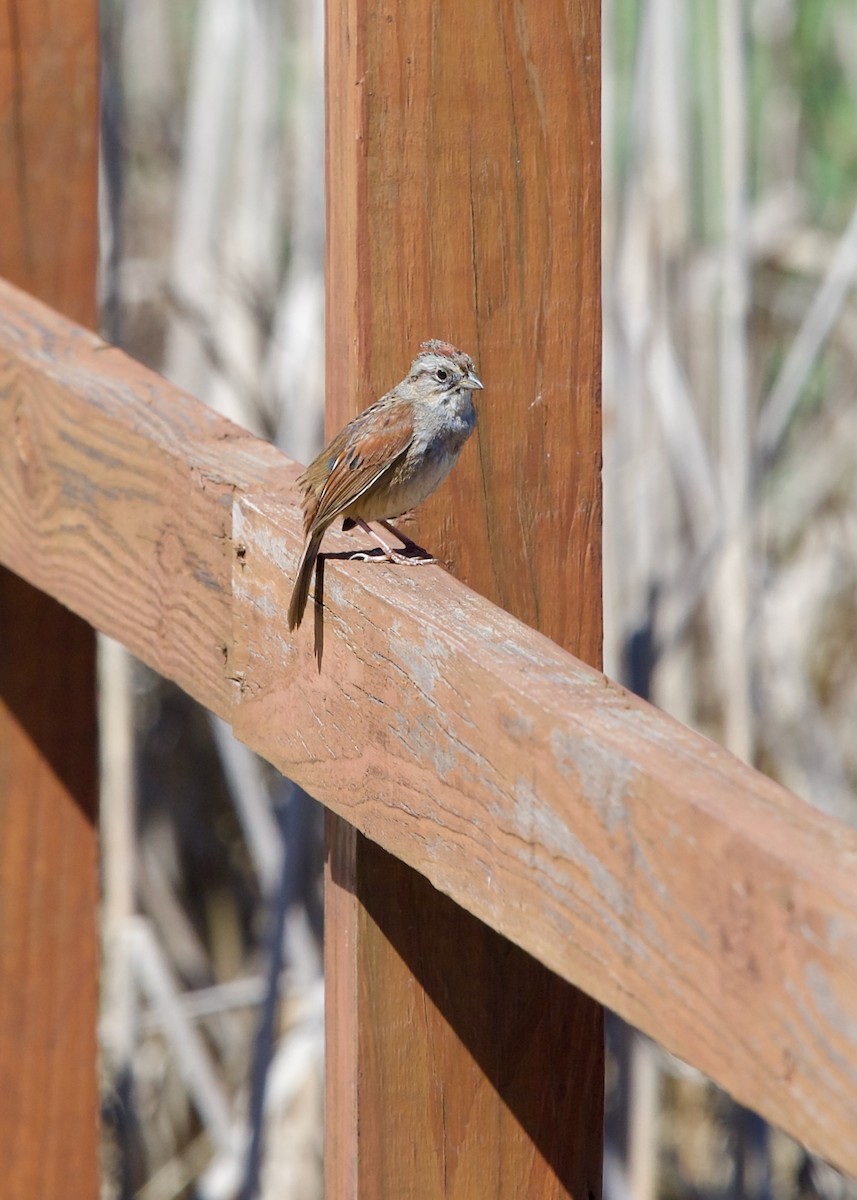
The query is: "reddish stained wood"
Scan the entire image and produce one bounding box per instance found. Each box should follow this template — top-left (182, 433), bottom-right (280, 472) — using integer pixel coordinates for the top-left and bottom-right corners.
top-left (327, 830), bottom-right (604, 1198)
top-left (326, 0), bottom-right (602, 655)
top-left (0, 572), bottom-right (100, 1198)
top-left (0, 1), bottom-right (99, 323)
top-left (323, 814), bottom-right (360, 1200)
top-left (0, 286), bottom-right (855, 1173)
top-left (324, 0), bottom-right (603, 1194)
top-left (0, 4), bottom-right (100, 1195)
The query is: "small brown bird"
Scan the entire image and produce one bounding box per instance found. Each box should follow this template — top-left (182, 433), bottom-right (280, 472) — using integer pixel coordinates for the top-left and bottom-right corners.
top-left (288, 340), bottom-right (483, 630)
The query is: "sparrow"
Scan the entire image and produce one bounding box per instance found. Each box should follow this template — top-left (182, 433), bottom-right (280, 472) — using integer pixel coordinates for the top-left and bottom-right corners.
top-left (288, 340), bottom-right (483, 630)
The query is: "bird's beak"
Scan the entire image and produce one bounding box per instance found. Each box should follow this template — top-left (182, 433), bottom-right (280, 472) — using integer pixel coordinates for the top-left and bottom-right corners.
top-left (462, 371), bottom-right (484, 391)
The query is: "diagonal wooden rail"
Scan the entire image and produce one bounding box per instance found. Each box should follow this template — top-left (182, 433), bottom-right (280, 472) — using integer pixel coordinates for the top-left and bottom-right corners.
top-left (1, 280), bottom-right (855, 1175)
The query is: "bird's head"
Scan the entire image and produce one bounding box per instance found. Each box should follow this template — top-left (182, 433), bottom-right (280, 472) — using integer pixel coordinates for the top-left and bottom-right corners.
top-left (408, 339), bottom-right (484, 401)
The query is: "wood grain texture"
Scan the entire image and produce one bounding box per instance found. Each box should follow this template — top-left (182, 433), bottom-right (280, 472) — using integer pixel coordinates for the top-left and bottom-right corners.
top-left (0, 0), bottom-right (99, 327)
top-left (232, 490), bottom-right (857, 1176)
top-left (0, 285), bottom-right (855, 1173)
top-left (328, 832), bottom-right (604, 1199)
top-left (323, 813), bottom-right (360, 1200)
top-left (0, 572), bottom-right (100, 1198)
top-left (0, 282), bottom-right (289, 720)
top-left (0, 5), bottom-right (99, 1194)
top-left (326, 0), bottom-right (602, 654)
top-left (324, 0), bottom-right (603, 1194)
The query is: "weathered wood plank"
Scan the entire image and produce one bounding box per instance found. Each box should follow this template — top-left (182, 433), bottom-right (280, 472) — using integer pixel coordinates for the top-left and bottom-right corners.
top-left (0, 283), bottom-right (855, 1172)
top-left (0, 283), bottom-right (288, 719)
top-left (0, 4), bottom-right (100, 1194)
top-left (323, 0), bottom-right (603, 1192)
top-left (232, 488), bottom-right (857, 1175)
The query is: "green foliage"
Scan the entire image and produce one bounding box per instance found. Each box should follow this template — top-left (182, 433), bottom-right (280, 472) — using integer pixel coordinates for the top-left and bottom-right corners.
top-left (792, 0), bottom-right (857, 225)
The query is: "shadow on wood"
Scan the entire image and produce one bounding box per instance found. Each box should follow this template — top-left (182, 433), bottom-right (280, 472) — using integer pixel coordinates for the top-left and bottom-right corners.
top-left (0, 570), bottom-right (98, 809)
top-left (329, 831), bottom-right (604, 1198)
top-left (0, 569), bottom-right (99, 1200)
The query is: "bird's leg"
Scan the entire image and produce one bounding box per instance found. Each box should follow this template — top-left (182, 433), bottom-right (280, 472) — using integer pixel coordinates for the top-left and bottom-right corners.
top-left (376, 518), bottom-right (434, 558)
top-left (349, 519), bottom-right (436, 565)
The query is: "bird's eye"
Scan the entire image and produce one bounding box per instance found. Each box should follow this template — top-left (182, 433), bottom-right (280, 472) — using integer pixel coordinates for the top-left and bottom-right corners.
top-left (435, 368), bottom-right (450, 383)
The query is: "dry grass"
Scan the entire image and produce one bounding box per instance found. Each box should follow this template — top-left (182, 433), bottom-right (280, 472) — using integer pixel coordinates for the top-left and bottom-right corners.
top-left (100, 0), bottom-right (856, 1195)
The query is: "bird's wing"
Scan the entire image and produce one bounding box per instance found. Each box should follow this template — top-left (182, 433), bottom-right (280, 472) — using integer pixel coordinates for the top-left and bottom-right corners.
top-left (307, 400), bottom-right (414, 534)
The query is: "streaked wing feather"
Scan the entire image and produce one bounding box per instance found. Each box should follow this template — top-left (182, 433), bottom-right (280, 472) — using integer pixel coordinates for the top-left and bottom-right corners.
top-left (308, 400), bottom-right (414, 532)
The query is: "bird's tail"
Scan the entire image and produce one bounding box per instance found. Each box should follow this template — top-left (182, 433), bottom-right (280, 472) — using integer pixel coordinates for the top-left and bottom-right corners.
top-left (288, 531), bottom-right (324, 631)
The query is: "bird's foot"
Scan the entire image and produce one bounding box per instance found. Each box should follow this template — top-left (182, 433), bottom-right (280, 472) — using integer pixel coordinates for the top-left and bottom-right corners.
top-left (348, 545), bottom-right (437, 565)
top-left (351, 519), bottom-right (437, 565)
top-left (387, 548), bottom-right (438, 565)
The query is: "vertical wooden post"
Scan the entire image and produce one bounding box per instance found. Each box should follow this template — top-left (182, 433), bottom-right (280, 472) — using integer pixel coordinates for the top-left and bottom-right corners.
top-left (325, 1), bottom-right (603, 1197)
top-left (0, 4), bottom-right (100, 1197)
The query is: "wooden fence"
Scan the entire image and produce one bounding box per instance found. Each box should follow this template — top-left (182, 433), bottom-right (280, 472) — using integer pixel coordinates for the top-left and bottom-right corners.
top-left (1, 2), bottom-right (855, 1197)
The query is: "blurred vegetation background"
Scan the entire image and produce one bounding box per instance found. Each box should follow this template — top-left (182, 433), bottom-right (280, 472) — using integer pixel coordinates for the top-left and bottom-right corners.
top-left (98, 0), bottom-right (857, 1196)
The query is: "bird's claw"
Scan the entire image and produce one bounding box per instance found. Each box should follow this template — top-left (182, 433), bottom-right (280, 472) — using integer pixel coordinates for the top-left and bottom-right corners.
top-left (389, 551), bottom-right (437, 565)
